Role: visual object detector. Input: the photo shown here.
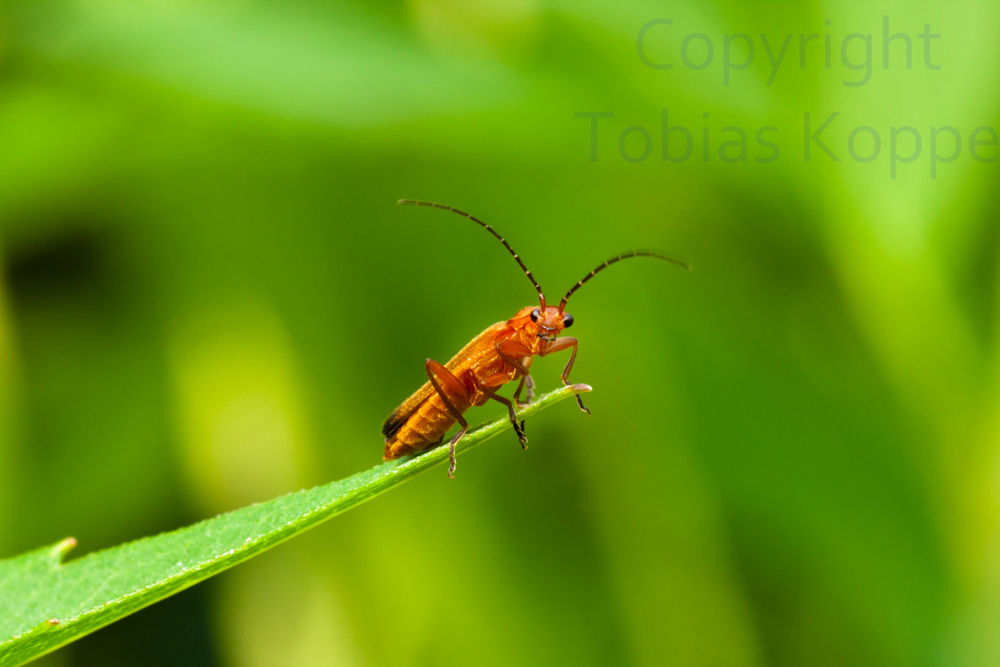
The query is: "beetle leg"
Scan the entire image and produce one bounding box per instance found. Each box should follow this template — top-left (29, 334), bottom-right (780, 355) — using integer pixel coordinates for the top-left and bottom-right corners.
top-left (542, 336), bottom-right (590, 414)
top-left (524, 363), bottom-right (536, 402)
top-left (512, 376), bottom-right (527, 407)
top-left (475, 378), bottom-right (528, 448)
top-left (425, 359), bottom-right (470, 478)
top-left (496, 341), bottom-right (532, 376)
top-left (511, 360), bottom-right (535, 407)
top-left (497, 342), bottom-right (534, 408)
top-left (512, 374), bottom-right (532, 408)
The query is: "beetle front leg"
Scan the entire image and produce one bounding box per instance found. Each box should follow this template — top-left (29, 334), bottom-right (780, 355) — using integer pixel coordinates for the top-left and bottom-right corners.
top-left (544, 336), bottom-right (590, 414)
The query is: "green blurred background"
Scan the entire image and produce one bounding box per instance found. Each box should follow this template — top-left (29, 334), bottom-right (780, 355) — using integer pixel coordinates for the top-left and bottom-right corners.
top-left (2, 0), bottom-right (999, 665)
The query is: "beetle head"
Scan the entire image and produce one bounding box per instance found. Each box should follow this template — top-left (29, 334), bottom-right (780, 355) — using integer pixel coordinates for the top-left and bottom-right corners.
top-left (519, 305), bottom-right (573, 342)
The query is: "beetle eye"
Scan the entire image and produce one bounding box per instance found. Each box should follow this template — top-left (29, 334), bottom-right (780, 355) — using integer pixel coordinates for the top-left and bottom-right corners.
top-left (562, 312), bottom-right (574, 328)
top-left (530, 308), bottom-right (540, 323)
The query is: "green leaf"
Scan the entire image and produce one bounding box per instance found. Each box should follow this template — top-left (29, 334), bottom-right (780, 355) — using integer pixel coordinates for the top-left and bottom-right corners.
top-left (0, 384), bottom-right (591, 667)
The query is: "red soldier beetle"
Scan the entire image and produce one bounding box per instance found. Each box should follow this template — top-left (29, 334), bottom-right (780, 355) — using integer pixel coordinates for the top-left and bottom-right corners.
top-left (382, 199), bottom-right (689, 477)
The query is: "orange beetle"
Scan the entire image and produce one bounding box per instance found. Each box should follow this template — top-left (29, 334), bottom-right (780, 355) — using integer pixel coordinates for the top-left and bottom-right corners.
top-left (383, 200), bottom-right (688, 477)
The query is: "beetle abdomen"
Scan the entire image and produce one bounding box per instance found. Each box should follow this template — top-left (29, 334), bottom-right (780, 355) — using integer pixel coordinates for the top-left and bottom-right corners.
top-left (383, 391), bottom-right (470, 460)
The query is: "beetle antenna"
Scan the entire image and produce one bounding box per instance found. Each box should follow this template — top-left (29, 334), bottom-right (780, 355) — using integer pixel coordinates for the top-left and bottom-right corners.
top-left (559, 250), bottom-right (690, 312)
top-left (399, 199), bottom-right (547, 309)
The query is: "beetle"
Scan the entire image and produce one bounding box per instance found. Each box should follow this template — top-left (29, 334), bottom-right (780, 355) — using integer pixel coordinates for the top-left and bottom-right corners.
top-left (382, 199), bottom-right (688, 477)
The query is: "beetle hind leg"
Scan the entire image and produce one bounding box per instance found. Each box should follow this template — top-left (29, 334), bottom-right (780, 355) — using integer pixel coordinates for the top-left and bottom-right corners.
top-left (425, 359), bottom-right (471, 478)
top-left (446, 425), bottom-right (468, 478)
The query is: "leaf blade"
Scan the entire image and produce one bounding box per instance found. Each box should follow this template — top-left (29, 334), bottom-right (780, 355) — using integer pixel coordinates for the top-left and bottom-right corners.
top-left (0, 384), bottom-right (590, 667)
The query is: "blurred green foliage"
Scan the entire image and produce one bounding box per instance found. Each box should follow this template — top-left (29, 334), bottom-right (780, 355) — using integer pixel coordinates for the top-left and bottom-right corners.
top-left (0, 0), bottom-right (998, 666)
